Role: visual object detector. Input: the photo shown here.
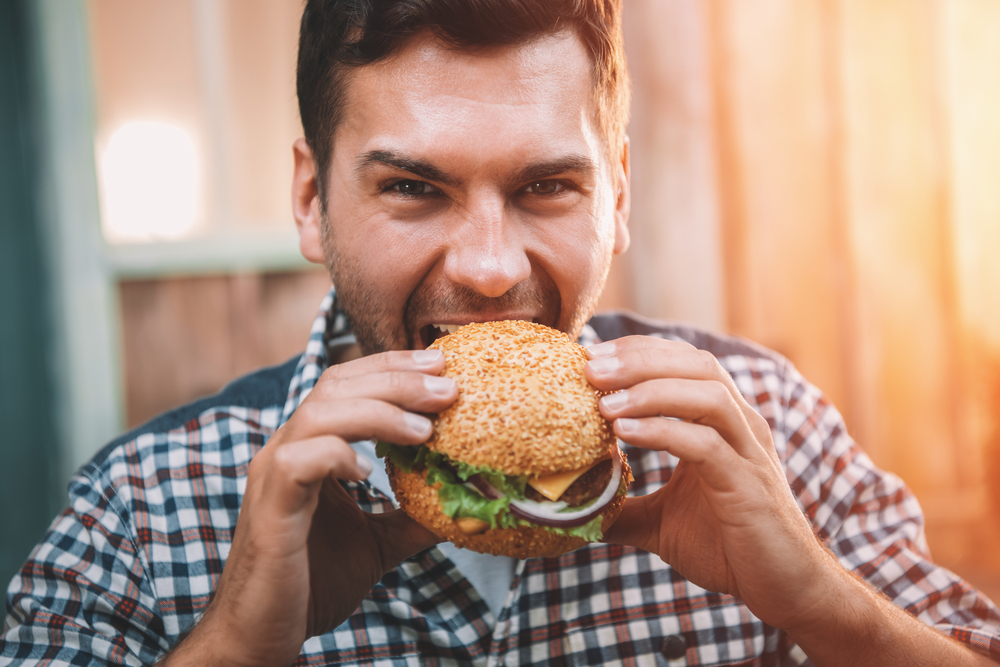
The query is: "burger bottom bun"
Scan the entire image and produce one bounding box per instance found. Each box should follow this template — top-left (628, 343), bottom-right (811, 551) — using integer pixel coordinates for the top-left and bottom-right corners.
top-left (386, 456), bottom-right (633, 560)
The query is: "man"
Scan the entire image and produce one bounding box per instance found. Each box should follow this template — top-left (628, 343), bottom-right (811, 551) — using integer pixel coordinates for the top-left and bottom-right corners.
top-left (3, 0), bottom-right (999, 665)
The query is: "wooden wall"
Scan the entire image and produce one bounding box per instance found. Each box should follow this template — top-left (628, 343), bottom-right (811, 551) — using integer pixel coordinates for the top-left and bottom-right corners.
top-left (614, 0), bottom-right (1000, 598)
top-left (119, 270), bottom-right (331, 428)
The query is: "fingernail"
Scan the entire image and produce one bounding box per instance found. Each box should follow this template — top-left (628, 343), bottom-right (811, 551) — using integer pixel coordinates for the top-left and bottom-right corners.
top-left (588, 356), bottom-right (620, 374)
top-left (404, 412), bottom-right (433, 438)
top-left (616, 418), bottom-right (639, 435)
top-left (587, 341), bottom-right (616, 357)
top-left (355, 453), bottom-right (373, 478)
top-left (423, 374), bottom-right (455, 396)
top-left (412, 349), bottom-right (443, 366)
top-left (601, 390), bottom-right (629, 411)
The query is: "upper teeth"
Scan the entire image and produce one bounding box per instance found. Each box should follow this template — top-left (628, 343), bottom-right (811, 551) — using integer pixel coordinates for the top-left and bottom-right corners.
top-left (433, 324), bottom-right (464, 334)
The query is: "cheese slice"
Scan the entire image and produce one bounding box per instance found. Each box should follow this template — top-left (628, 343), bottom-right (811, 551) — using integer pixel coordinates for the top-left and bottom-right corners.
top-left (527, 449), bottom-right (614, 502)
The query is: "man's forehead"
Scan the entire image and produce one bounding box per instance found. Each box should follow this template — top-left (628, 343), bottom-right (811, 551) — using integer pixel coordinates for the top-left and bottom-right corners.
top-left (359, 29), bottom-right (592, 90)
top-left (331, 29), bottom-right (607, 171)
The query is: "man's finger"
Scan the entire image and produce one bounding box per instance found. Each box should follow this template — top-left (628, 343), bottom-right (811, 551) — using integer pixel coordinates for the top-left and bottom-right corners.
top-left (587, 337), bottom-right (733, 392)
top-left (598, 378), bottom-right (765, 461)
top-left (587, 336), bottom-right (775, 455)
top-left (258, 435), bottom-right (371, 514)
top-left (612, 417), bottom-right (748, 495)
top-left (321, 348), bottom-right (446, 382)
top-left (282, 397), bottom-right (439, 446)
top-left (587, 337), bottom-right (753, 417)
top-left (310, 369), bottom-right (458, 413)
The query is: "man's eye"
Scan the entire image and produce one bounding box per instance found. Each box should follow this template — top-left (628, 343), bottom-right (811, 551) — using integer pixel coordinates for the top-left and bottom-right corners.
top-left (524, 180), bottom-right (564, 195)
top-left (390, 180), bottom-right (436, 196)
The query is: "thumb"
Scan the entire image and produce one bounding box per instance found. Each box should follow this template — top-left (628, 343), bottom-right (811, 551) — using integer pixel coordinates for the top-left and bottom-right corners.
top-left (601, 495), bottom-right (660, 552)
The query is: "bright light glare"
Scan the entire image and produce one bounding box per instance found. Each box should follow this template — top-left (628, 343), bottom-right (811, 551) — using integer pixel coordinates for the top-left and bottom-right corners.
top-left (101, 122), bottom-right (198, 242)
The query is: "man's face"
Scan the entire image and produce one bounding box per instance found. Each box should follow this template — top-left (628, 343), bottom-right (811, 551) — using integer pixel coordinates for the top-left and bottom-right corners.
top-left (293, 30), bottom-right (630, 354)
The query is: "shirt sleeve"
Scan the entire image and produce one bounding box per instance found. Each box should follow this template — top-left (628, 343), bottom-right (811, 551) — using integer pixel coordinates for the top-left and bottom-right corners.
top-left (2, 470), bottom-right (169, 666)
top-left (775, 359), bottom-right (1000, 661)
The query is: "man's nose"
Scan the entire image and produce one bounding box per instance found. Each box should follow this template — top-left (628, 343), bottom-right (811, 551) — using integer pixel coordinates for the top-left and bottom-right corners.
top-left (442, 197), bottom-right (531, 298)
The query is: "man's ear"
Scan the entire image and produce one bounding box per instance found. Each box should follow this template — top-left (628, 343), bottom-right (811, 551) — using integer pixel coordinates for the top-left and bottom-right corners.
top-left (292, 138), bottom-right (326, 264)
top-left (613, 136), bottom-right (631, 256)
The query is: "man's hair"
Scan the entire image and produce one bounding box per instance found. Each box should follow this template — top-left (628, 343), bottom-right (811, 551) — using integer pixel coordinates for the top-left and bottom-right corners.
top-left (296, 0), bottom-right (630, 202)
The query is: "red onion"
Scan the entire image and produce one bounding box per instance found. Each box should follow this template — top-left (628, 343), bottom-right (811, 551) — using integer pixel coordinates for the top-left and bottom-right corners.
top-left (467, 450), bottom-right (623, 528)
top-left (468, 475), bottom-right (502, 499)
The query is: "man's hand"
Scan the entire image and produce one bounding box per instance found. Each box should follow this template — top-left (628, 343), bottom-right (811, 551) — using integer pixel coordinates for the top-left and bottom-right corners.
top-left (587, 336), bottom-right (998, 667)
top-left (585, 335), bottom-right (830, 631)
top-left (160, 349), bottom-right (456, 667)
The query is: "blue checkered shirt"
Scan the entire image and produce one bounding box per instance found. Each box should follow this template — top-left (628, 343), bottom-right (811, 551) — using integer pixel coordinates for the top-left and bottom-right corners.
top-left (4, 289), bottom-right (1000, 665)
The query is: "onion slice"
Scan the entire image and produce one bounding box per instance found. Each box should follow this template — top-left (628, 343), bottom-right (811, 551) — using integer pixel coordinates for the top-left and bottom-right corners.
top-left (467, 475), bottom-right (501, 499)
top-left (468, 448), bottom-right (624, 528)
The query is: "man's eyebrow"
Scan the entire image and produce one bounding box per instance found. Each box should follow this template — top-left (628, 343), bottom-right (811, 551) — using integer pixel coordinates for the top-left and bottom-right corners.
top-left (355, 150), bottom-right (459, 187)
top-left (355, 150), bottom-right (598, 190)
top-left (508, 155), bottom-right (598, 190)
top-left (517, 155), bottom-right (597, 180)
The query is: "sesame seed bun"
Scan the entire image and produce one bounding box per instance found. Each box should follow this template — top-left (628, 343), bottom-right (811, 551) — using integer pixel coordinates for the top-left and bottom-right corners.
top-left (387, 320), bottom-right (631, 559)
top-left (426, 320), bottom-right (617, 476)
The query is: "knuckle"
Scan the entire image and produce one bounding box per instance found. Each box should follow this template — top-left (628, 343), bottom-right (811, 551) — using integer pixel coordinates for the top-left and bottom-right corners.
top-left (387, 371), bottom-right (408, 394)
top-left (636, 346), bottom-right (658, 368)
top-left (247, 450), bottom-right (266, 478)
top-left (270, 445), bottom-right (298, 478)
top-left (697, 349), bottom-right (720, 373)
top-left (705, 428), bottom-right (730, 456)
top-left (747, 408), bottom-right (771, 433)
top-left (295, 401), bottom-right (322, 428)
top-left (337, 445), bottom-right (361, 471)
top-left (319, 363), bottom-right (344, 384)
top-left (708, 380), bottom-right (732, 406)
top-left (376, 351), bottom-right (400, 373)
top-left (672, 339), bottom-right (698, 354)
top-left (306, 375), bottom-right (339, 405)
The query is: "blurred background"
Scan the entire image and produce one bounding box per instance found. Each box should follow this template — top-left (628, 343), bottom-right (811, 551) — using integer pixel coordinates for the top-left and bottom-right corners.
top-left (1, 0), bottom-right (998, 602)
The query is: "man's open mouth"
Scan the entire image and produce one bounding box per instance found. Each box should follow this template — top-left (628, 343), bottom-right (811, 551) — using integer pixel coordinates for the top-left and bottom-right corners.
top-left (422, 324), bottom-right (463, 347)
top-left (418, 319), bottom-right (539, 348)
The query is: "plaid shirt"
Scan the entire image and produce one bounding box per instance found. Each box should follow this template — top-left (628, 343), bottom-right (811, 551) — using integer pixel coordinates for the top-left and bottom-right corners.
top-left (4, 289), bottom-right (1000, 666)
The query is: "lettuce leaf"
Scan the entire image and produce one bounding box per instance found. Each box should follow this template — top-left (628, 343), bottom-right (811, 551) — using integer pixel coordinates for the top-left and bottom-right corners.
top-left (377, 443), bottom-right (608, 542)
top-left (453, 460), bottom-right (528, 500)
top-left (435, 482), bottom-right (513, 529)
top-left (376, 440), bottom-right (426, 473)
top-left (533, 514), bottom-right (605, 542)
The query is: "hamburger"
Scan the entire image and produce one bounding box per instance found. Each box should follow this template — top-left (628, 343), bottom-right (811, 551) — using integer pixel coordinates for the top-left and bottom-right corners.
top-left (379, 320), bottom-right (632, 559)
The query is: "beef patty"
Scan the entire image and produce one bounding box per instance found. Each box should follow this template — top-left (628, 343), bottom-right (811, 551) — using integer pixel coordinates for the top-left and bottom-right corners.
top-left (526, 459), bottom-right (614, 507)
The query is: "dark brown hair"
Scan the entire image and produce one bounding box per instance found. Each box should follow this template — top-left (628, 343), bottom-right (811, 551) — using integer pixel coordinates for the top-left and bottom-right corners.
top-left (296, 0), bottom-right (630, 201)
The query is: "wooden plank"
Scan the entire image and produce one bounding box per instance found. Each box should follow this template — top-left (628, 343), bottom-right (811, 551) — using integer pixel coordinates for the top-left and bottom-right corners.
top-left (118, 270), bottom-right (331, 428)
top-left (617, 0), bottom-right (725, 330)
top-left (837, 0), bottom-right (962, 493)
top-left (707, 0), bottom-right (852, 424)
top-left (933, 0), bottom-right (1000, 573)
top-left (220, 0), bottom-right (302, 226)
top-left (946, 0), bottom-right (1000, 355)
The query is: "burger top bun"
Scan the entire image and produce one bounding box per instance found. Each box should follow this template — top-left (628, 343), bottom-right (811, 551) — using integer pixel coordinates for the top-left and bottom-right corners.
top-left (426, 320), bottom-right (617, 477)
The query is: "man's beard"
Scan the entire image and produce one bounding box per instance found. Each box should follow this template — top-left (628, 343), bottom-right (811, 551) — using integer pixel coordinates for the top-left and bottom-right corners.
top-left (321, 216), bottom-right (601, 355)
top-left (327, 255), bottom-right (565, 355)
